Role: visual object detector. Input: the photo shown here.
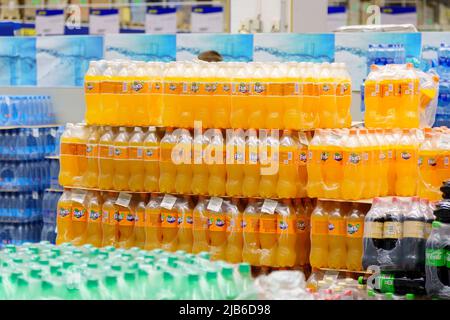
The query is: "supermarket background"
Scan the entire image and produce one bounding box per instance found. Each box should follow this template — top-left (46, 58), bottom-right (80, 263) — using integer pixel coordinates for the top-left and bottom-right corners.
top-left (0, 0), bottom-right (449, 301)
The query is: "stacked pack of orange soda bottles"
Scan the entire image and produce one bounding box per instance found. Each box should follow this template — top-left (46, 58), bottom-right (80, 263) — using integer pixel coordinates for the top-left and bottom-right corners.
top-left (306, 127), bottom-right (450, 201)
top-left (59, 125), bottom-right (309, 199)
top-left (84, 60), bottom-right (353, 129)
top-left (56, 189), bottom-right (314, 268)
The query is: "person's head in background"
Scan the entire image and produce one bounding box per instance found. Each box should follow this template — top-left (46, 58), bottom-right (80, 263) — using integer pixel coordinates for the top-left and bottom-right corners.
top-left (198, 50), bottom-right (223, 62)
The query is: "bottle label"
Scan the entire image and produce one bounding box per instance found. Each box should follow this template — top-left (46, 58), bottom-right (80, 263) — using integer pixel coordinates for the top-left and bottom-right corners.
top-left (134, 210), bottom-right (145, 227)
top-left (436, 155), bottom-right (449, 170)
top-left (58, 206), bottom-right (71, 220)
top-left (86, 144), bottom-right (98, 159)
top-left (85, 81), bottom-right (100, 94)
top-left (242, 215), bottom-right (259, 233)
top-left (296, 217), bottom-right (308, 234)
top-left (379, 274), bottom-right (395, 293)
top-left (259, 215), bottom-right (277, 234)
top-left (121, 81), bottom-right (130, 94)
top-left (128, 147), bottom-right (144, 160)
top-left (101, 209), bottom-right (109, 224)
top-left (381, 83), bottom-right (394, 97)
top-left (299, 150), bottom-right (307, 165)
top-left (117, 210), bottom-right (134, 226)
top-left (395, 148), bottom-right (416, 163)
top-left (364, 221), bottom-right (383, 238)
top-left (216, 82), bottom-right (231, 96)
top-left (114, 146), bottom-right (128, 160)
top-left (164, 82), bottom-right (181, 95)
top-left (400, 82), bottom-right (412, 96)
top-left (60, 143), bottom-right (78, 156)
top-left (72, 205), bottom-right (87, 222)
top-left (347, 221), bottom-right (363, 238)
top-left (425, 248), bottom-right (446, 267)
top-left (383, 221), bottom-right (402, 239)
top-left (232, 82), bottom-right (250, 96)
top-left (320, 83), bottom-right (335, 96)
top-left (251, 82), bottom-right (267, 96)
top-left (320, 151), bottom-right (329, 162)
top-left (343, 151), bottom-right (362, 165)
top-left (144, 211), bottom-right (161, 228)
top-left (161, 211), bottom-right (178, 228)
top-left (311, 220), bottom-right (328, 236)
top-left (278, 215), bottom-right (296, 234)
top-left (150, 81), bottom-right (162, 94)
top-left (88, 209), bottom-right (101, 223)
top-left (403, 221), bottom-right (425, 238)
top-left (209, 212), bottom-right (226, 232)
top-left (99, 145), bottom-right (114, 159)
top-left (131, 81), bottom-right (146, 94)
top-left (245, 149), bottom-right (259, 165)
top-left (226, 215), bottom-right (242, 233)
top-left (144, 146), bottom-right (160, 161)
top-left (178, 212), bottom-right (193, 229)
top-left (328, 219), bottom-right (346, 236)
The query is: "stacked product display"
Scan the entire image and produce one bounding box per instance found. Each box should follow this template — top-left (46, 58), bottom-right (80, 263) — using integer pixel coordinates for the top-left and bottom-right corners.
top-left (0, 242), bottom-right (254, 300)
top-left (0, 96), bottom-right (59, 248)
top-left (84, 60), bottom-right (353, 129)
top-left (56, 190), bottom-right (313, 268)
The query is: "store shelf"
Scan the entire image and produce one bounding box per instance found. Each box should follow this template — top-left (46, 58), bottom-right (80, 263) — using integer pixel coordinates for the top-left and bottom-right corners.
top-left (45, 155), bottom-right (60, 160)
top-left (317, 198), bottom-right (372, 204)
top-left (45, 188), bottom-right (64, 192)
top-left (0, 189), bottom-right (21, 192)
top-left (0, 124), bottom-right (60, 130)
top-left (62, 185), bottom-right (309, 199)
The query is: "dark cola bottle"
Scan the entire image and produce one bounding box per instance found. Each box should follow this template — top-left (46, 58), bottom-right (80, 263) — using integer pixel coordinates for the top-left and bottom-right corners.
top-left (402, 197), bottom-right (426, 272)
top-left (362, 197), bottom-right (385, 269)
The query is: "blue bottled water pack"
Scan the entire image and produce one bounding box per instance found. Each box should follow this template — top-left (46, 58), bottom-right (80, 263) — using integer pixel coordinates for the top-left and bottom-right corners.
top-left (0, 127), bottom-right (59, 160)
top-left (0, 95), bottom-right (55, 126)
top-left (367, 44), bottom-right (406, 73)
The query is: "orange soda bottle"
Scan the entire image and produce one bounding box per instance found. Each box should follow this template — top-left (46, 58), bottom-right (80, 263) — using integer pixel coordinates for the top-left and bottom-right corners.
top-left (296, 132), bottom-right (309, 198)
top-left (178, 62), bottom-right (194, 128)
top-left (59, 123), bottom-right (77, 186)
top-left (159, 128), bottom-right (177, 193)
top-left (112, 127), bottom-right (130, 191)
top-left (55, 190), bottom-right (73, 245)
top-left (327, 202), bottom-right (347, 269)
top-left (174, 129), bottom-right (193, 194)
top-left (283, 62), bottom-right (301, 130)
top-left (259, 199), bottom-right (279, 267)
top-left (147, 62), bottom-right (164, 126)
top-left (212, 62), bottom-right (231, 129)
top-left (162, 62), bottom-right (180, 127)
top-left (259, 130), bottom-right (279, 198)
top-left (144, 194), bottom-right (162, 250)
top-left (364, 65), bottom-right (381, 127)
top-left (336, 63), bottom-right (352, 128)
top-left (309, 200), bottom-right (329, 268)
top-left (395, 129), bottom-right (418, 196)
top-left (277, 130), bottom-right (299, 198)
top-left (134, 194), bottom-right (147, 249)
top-left (101, 61), bottom-right (120, 125)
top-left (248, 63), bottom-right (266, 129)
top-left (294, 198), bottom-right (309, 266)
top-left (83, 126), bottom-right (101, 188)
top-left (346, 203), bottom-right (365, 271)
top-left (322, 129), bottom-right (343, 199)
top-left (276, 199), bottom-right (297, 267)
top-left (98, 127), bottom-right (115, 190)
top-left (207, 129), bottom-right (226, 196)
top-left (341, 129), bottom-right (364, 200)
top-left (225, 129), bottom-right (245, 196)
top-left (306, 129), bottom-right (324, 198)
top-left (70, 189), bottom-right (89, 246)
top-left (116, 193), bottom-right (135, 249)
top-left (177, 196), bottom-right (194, 253)
top-left (265, 62), bottom-right (285, 129)
top-left (130, 62), bottom-right (150, 126)
top-left (84, 61), bottom-right (103, 125)
top-left (225, 198), bottom-right (243, 263)
top-left (318, 62), bottom-right (337, 128)
top-left (242, 129), bottom-right (260, 197)
top-left (192, 196), bottom-right (210, 254)
top-left (208, 197), bottom-right (228, 261)
top-left (192, 131), bottom-right (209, 195)
top-left (101, 193), bottom-right (118, 247)
top-left (242, 199), bottom-right (261, 266)
top-left (160, 195), bottom-right (179, 252)
top-left (85, 191), bottom-right (103, 247)
top-left (230, 62), bottom-right (249, 129)
top-left (128, 127), bottom-right (145, 192)
top-left (116, 62), bottom-right (135, 126)
top-left (143, 127), bottom-right (160, 192)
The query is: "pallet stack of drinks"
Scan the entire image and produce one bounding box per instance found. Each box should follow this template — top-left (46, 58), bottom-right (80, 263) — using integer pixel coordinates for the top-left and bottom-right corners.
top-left (57, 59), bottom-right (356, 272)
top-left (0, 95), bottom-right (60, 247)
top-left (56, 59), bottom-right (447, 290)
